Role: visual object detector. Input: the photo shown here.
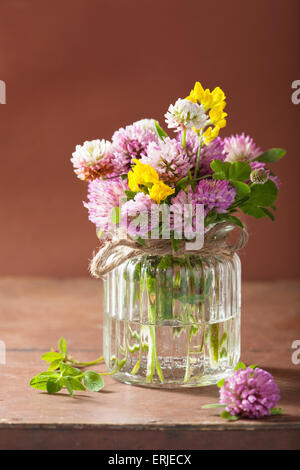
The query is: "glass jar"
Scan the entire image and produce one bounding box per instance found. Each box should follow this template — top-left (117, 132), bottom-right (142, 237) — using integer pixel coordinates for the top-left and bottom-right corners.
top-left (103, 244), bottom-right (241, 388)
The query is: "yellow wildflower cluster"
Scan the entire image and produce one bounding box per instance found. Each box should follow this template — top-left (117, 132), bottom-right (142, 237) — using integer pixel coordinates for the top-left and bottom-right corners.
top-left (186, 81), bottom-right (227, 145)
top-left (128, 159), bottom-right (175, 203)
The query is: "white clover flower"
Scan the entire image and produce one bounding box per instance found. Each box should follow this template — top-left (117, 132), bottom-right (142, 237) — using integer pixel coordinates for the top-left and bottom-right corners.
top-left (71, 139), bottom-right (113, 181)
top-left (133, 118), bottom-right (158, 134)
top-left (165, 98), bottom-right (209, 132)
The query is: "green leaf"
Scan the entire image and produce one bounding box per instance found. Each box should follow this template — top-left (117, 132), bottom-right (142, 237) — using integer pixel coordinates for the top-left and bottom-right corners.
top-left (63, 379), bottom-right (74, 397)
top-left (59, 337), bottom-right (67, 355)
top-left (230, 181), bottom-right (251, 198)
top-left (46, 377), bottom-right (63, 394)
top-left (202, 403), bottom-right (226, 409)
top-left (125, 190), bottom-right (136, 201)
top-left (270, 407), bottom-right (284, 416)
top-left (60, 363), bottom-right (82, 377)
top-left (64, 376), bottom-right (86, 392)
top-left (83, 371), bottom-right (104, 392)
top-left (221, 411), bottom-right (240, 421)
top-left (261, 207), bottom-right (275, 221)
top-left (249, 180), bottom-right (278, 207)
top-left (63, 377), bottom-right (86, 397)
top-left (135, 237), bottom-right (147, 247)
top-left (249, 364), bottom-right (258, 369)
top-left (223, 214), bottom-right (244, 228)
top-left (155, 121), bottom-right (168, 140)
top-left (30, 372), bottom-right (59, 391)
top-left (175, 176), bottom-right (189, 191)
top-left (229, 161), bottom-right (251, 181)
top-left (111, 206), bottom-right (120, 224)
top-left (211, 160), bottom-right (231, 179)
top-left (256, 148), bottom-right (286, 163)
top-left (240, 204), bottom-right (266, 219)
top-left (41, 352), bottom-right (64, 364)
top-left (48, 359), bottom-right (63, 371)
top-left (217, 378), bottom-right (226, 388)
top-left (212, 160), bottom-right (251, 182)
top-left (235, 361), bottom-right (246, 371)
top-left (157, 255), bottom-right (173, 270)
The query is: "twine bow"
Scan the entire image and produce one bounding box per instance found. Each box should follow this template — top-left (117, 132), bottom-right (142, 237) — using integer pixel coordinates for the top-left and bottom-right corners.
top-left (89, 222), bottom-right (248, 278)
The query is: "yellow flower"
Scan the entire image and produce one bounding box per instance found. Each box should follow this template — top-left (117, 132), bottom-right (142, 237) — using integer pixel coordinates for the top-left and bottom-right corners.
top-left (203, 126), bottom-right (220, 145)
top-left (187, 81), bottom-right (226, 113)
top-left (128, 159), bottom-right (159, 192)
top-left (209, 104), bottom-right (228, 128)
top-left (128, 159), bottom-right (174, 203)
top-left (211, 87), bottom-right (226, 107)
top-left (187, 81), bottom-right (211, 110)
top-left (148, 180), bottom-right (175, 203)
top-left (187, 81), bottom-right (204, 103)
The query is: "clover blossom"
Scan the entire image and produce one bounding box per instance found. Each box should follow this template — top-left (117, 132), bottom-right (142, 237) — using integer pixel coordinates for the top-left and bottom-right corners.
top-left (219, 367), bottom-right (280, 419)
top-left (224, 133), bottom-right (262, 162)
top-left (141, 138), bottom-right (193, 184)
top-left (165, 98), bottom-right (209, 132)
top-left (71, 139), bottom-right (114, 181)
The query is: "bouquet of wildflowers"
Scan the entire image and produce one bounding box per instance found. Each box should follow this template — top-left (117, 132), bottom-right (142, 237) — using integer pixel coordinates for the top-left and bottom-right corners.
top-left (71, 81), bottom-right (286, 387)
top-left (71, 81), bottom-right (285, 251)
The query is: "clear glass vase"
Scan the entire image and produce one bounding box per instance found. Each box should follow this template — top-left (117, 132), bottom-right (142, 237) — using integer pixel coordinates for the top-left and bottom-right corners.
top-left (103, 248), bottom-right (241, 388)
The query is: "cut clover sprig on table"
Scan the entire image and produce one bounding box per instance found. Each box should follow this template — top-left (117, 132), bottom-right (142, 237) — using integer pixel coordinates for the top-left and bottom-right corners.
top-left (40, 337), bottom-right (104, 370)
top-left (203, 362), bottom-right (284, 421)
top-left (30, 337), bottom-right (107, 397)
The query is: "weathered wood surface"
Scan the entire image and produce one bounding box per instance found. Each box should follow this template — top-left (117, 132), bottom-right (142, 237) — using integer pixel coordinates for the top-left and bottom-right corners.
top-left (0, 278), bottom-right (299, 449)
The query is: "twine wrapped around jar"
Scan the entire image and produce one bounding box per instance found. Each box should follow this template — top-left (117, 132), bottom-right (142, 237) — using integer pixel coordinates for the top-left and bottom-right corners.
top-left (89, 222), bottom-right (248, 278)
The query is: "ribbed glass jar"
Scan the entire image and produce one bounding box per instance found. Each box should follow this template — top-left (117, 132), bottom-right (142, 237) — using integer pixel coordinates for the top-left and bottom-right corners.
top-left (103, 252), bottom-right (241, 388)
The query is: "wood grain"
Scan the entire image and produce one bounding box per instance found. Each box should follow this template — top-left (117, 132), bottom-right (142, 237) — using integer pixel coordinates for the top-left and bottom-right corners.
top-left (0, 278), bottom-right (299, 449)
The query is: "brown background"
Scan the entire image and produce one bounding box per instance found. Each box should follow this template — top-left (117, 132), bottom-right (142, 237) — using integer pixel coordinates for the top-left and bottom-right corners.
top-left (0, 0), bottom-right (299, 280)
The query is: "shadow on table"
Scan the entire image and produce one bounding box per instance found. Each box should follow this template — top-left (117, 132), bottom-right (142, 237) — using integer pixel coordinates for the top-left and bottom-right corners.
top-left (265, 366), bottom-right (300, 411)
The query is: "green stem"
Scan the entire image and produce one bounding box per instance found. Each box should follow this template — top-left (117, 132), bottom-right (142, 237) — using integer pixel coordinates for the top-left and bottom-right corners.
top-left (145, 269), bottom-right (165, 384)
top-left (194, 174), bottom-right (211, 182)
top-left (209, 323), bottom-right (219, 366)
top-left (194, 130), bottom-right (204, 180)
top-left (182, 128), bottom-right (187, 150)
top-left (184, 330), bottom-right (191, 383)
top-left (66, 356), bottom-right (104, 368)
top-left (146, 326), bottom-right (156, 383)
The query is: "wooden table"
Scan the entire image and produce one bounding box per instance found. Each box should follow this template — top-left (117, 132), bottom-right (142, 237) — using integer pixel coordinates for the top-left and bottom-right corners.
top-left (0, 278), bottom-right (299, 450)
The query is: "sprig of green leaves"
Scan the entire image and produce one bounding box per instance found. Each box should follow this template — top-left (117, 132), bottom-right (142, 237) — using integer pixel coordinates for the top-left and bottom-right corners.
top-left (30, 363), bottom-right (104, 397)
top-left (40, 337), bottom-right (104, 370)
top-left (30, 338), bottom-right (106, 397)
top-left (210, 158), bottom-right (280, 221)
